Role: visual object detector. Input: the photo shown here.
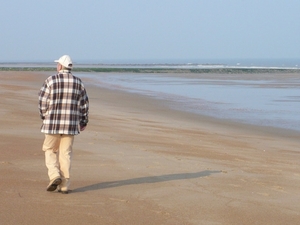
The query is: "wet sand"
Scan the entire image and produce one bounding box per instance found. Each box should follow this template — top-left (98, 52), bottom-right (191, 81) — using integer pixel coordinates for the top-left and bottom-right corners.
top-left (1, 71), bottom-right (300, 225)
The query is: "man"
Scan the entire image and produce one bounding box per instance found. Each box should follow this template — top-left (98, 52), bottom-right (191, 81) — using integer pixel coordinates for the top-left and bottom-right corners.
top-left (38, 55), bottom-right (89, 194)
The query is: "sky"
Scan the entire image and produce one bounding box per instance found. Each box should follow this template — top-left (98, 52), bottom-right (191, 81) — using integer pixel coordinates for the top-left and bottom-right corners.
top-left (1, 0), bottom-right (300, 63)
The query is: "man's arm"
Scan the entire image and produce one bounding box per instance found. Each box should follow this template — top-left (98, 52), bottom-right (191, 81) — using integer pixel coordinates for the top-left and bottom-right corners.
top-left (79, 88), bottom-right (89, 131)
top-left (38, 82), bottom-right (50, 119)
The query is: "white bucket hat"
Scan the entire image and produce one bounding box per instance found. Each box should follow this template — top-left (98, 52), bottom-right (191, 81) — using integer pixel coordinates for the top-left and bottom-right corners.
top-left (54, 55), bottom-right (73, 69)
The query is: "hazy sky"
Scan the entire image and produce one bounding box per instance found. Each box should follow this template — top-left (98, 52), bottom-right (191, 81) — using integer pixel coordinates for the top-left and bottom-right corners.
top-left (1, 0), bottom-right (299, 63)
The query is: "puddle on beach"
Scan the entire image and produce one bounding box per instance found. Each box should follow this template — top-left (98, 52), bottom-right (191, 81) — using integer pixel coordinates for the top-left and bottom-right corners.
top-left (81, 73), bottom-right (300, 132)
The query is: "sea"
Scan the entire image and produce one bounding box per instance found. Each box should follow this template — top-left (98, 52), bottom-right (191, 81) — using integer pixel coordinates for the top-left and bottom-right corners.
top-left (2, 58), bottom-right (300, 132)
top-left (79, 58), bottom-right (300, 132)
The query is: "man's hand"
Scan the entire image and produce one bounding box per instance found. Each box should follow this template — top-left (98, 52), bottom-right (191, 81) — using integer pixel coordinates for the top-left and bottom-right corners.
top-left (80, 126), bottom-right (86, 131)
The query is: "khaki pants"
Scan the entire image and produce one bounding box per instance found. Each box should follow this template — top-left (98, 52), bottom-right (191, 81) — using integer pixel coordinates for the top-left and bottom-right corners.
top-left (42, 134), bottom-right (74, 191)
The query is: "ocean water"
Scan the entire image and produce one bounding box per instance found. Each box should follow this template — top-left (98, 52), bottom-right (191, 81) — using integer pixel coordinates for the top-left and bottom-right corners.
top-left (81, 72), bottom-right (300, 132)
top-left (1, 57), bottom-right (299, 68)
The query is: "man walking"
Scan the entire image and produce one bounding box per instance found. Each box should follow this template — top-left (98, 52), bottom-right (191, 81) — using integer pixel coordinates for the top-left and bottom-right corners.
top-left (38, 55), bottom-right (89, 194)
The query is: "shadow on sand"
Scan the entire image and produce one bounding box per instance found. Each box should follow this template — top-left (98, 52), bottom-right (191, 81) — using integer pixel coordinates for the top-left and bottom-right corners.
top-left (74, 170), bottom-right (221, 193)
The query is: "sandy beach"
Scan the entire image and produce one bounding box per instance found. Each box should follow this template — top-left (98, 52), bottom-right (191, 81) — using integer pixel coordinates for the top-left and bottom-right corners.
top-left (1, 71), bottom-right (300, 225)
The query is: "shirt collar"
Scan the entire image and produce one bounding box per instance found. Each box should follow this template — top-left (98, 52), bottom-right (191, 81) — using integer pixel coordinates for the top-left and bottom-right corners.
top-left (58, 69), bottom-right (71, 73)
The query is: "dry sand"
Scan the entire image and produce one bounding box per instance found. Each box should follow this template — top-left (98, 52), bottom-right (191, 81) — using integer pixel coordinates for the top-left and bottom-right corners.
top-left (1, 71), bottom-right (300, 225)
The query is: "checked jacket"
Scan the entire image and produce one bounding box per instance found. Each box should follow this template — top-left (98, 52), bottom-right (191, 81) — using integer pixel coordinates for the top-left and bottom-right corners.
top-left (38, 70), bottom-right (89, 135)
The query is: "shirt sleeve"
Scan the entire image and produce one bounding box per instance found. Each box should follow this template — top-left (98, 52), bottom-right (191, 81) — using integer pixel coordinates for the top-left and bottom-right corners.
top-left (79, 86), bottom-right (89, 126)
top-left (38, 81), bottom-right (50, 119)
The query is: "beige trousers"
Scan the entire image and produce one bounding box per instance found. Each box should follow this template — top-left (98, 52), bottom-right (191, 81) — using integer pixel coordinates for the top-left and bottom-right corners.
top-left (42, 134), bottom-right (74, 191)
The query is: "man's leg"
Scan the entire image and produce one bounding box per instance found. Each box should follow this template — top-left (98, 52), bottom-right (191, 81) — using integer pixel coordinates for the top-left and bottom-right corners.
top-left (43, 134), bottom-right (62, 191)
top-left (58, 135), bottom-right (74, 192)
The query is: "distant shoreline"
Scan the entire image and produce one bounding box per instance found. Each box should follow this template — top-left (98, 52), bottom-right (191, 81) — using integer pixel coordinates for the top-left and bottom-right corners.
top-left (0, 66), bottom-right (299, 74)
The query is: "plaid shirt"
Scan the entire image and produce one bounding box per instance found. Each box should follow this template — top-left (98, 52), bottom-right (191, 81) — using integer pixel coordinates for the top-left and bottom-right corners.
top-left (38, 70), bottom-right (89, 135)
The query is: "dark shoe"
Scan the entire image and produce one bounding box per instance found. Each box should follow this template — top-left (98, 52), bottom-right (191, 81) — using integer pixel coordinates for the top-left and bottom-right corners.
top-left (46, 178), bottom-right (62, 192)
